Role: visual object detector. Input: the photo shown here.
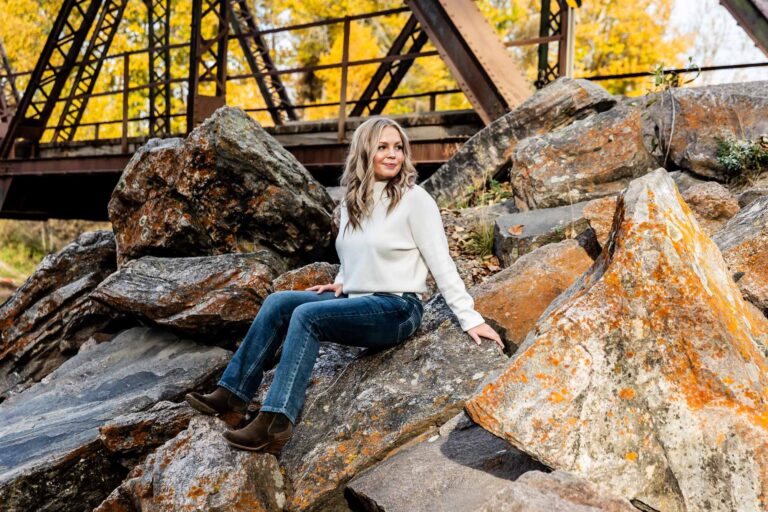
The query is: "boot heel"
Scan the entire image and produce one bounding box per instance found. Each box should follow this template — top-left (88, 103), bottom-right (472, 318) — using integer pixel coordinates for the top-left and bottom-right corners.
top-left (219, 410), bottom-right (246, 428)
top-left (263, 435), bottom-right (291, 455)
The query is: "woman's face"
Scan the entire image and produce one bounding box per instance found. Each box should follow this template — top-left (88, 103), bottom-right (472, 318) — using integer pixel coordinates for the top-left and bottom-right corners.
top-left (372, 126), bottom-right (404, 181)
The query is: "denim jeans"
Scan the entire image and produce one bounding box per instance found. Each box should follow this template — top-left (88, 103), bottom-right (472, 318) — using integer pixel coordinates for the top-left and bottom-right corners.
top-left (218, 290), bottom-right (424, 424)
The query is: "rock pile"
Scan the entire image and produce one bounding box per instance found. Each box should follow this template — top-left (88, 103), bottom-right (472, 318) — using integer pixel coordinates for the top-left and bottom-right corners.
top-left (1, 79), bottom-right (767, 512)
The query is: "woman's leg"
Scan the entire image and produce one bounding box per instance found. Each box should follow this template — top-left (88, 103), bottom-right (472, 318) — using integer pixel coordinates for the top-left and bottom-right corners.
top-left (259, 293), bottom-right (423, 425)
top-left (217, 290), bottom-right (345, 403)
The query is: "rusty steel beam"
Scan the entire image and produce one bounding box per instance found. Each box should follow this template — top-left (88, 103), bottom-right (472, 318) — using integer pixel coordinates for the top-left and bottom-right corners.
top-left (187, 0), bottom-right (229, 131)
top-left (0, 0), bottom-right (103, 158)
top-left (53, 0), bottom-right (129, 142)
top-left (720, 0), bottom-right (768, 57)
top-left (147, 0), bottom-right (173, 137)
top-left (350, 15), bottom-right (429, 117)
top-left (405, 0), bottom-right (531, 124)
top-left (0, 154), bottom-right (130, 175)
top-left (229, 0), bottom-right (296, 125)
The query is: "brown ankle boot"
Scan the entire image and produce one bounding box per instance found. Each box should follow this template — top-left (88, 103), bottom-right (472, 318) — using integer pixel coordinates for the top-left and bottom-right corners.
top-left (185, 387), bottom-right (247, 428)
top-left (222, 411), bottom-right (293, 454)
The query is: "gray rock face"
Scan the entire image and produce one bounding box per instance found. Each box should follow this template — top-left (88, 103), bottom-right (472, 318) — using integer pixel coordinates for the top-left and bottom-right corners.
top-left (91, 252), bottom-right (285, 344)
top-left (423, 77), bottom-right (615, 208)
top-left (278, 298), bottom-right (509, 511)
top-left (511, 102), bottom-right (658, 210)
top-left (0, 327), bottom-right (231, 512)
top-left (108, 106), bottom-right (335, 266)
top-left (0, 230), bottom-right (121, 401)
top-left (99, 401), bottom-right (196, 468)
top-left (714, 196), bottom-right (768, 315)
top-left (345, 413), bottom-right (546, 512)
top-left (493, 201), bottom-right (594, 267)
top-left (474, 471), bottom-right (638, 512)
top-left (641, 81), bottom-right (768, 180)
top-left (467, 169), bottom-right (768, 511)
top-left (95, 416), bottom-right (286, 512)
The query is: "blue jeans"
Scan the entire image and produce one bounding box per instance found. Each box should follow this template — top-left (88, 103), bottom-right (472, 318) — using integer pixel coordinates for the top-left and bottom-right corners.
top-left (218, 290), bottom-right (424, 424)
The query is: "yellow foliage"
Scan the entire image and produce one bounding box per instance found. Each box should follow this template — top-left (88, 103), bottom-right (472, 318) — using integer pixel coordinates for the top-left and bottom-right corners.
top-left (0, 0), bottom-right (693, 132)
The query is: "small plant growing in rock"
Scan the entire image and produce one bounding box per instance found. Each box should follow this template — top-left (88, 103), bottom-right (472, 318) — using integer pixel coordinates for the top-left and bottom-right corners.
top-left (467, 219), bottom-right (495, 259)
top-left (648, 57), bottom-right (700, 166)
top-left (462, 178), bottom-right (514, 208)
top-left (716, 135), bottom-right (768, 185)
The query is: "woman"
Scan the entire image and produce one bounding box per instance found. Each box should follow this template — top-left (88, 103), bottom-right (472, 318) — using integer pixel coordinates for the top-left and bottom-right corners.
top-left (186, 117), bottom-right (503, 454)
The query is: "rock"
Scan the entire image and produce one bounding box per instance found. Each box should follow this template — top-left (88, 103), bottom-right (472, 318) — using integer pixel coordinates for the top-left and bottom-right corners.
top-left (0, 326), bottom-right (231, 512)
top-left (108, 106), bottom-right (335, 266)
top-left (669, 170), bottom-right (708, 192)
top-left (279, 297), bottom-right (509, 511)
top-left (474, 471), bottom-right (638, 512)
top-left (511, 102), bottom-right (659, 210)
top-left (345, 412), bottom-right (546, 512)
top-left (473, 240), bottom-right (593, 350)
top-left (714, 196), bottom-right (768, 315)
top-left (681, 181), bottom-right (740, 235)
top-left (91, 252), bottom-right (285, 344)
top-left (738, 187), bottom-right (768, 208)
top-left (95, 416), bottom-right (286, 512)
top-left (98, 401), bottom-right (195, 467)
top-left (423, 77), bottom-right (616, 208)
top-left (272, 262), bottom-right (340, 292)
top-left (582, 196), bottom-right (618, 247)
top-left (0, 230), bottom-right (121, 401)
top-left (493, 201), bottom-right (599, 267)
top-left (641, 81), bottom-right (768, 180)
top-left (466, 169), bottom-right (768, 511)
top-left (325, 186), bottom-right (345, 205)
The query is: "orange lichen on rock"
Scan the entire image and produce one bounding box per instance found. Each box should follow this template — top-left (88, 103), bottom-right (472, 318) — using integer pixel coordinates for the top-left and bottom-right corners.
top-left (465, 169), bottom-right (768, 512)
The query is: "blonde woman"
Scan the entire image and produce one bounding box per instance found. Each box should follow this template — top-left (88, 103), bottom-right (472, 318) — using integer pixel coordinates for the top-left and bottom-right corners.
top-left (186, 117), bottom-right (503, 454)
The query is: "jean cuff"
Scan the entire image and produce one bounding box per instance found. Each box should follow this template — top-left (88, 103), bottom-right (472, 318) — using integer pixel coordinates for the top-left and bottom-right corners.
top-left (259, 404), bottom-right (297, 425)
top-left (217, 380), bottom-right (250, 404)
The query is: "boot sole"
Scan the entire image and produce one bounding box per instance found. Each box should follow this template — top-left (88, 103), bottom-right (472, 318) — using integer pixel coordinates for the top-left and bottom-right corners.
top-left (223, 435), bottom-right (290, 455)
top-left (185, 394), bottom-right (245, 428)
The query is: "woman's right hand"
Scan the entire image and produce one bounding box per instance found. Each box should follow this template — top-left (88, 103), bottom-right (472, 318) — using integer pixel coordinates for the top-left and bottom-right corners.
top-left (306, 283), bottom-right (344, 297)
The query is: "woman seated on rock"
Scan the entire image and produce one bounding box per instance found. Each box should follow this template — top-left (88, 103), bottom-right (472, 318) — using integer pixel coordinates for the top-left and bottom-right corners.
top-left (186, 117), bottom-right (503, 454)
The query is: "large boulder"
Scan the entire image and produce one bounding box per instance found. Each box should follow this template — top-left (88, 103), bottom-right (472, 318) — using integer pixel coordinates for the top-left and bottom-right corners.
top-left (345, 412), bottom-right (546, 511)
top-left (714, 196), bottom-right (768, 315)
top-left (0, 327), bottom-right (231, 512)
top-left (473, 471), bottom-right (639, 512)
top-left (95, 416), bottom-right (286, 512)
top-left (108, 106), bottom-right (335, 266)
top-left (466, 169), bottom-right (768, 511)
top-left (272, 261), bottom-right (339, 292)
top-left (641, 81), bottom-right (768, 180)
top-left (0, 230), bottom-right (121, 401)
top-left (91, 252), bottom-right (285, 344)
top-left (422, 77), bottom-right (615, 208)
top-left (473, 239), bottom-right (593, 349)
top-left (492, 201), bottom-right (598, 267)
top-left (511, 102), bottom-right (659, 210)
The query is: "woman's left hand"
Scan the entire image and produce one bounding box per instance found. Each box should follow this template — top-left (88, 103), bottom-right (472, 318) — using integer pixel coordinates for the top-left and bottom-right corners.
top-left (467, 323), bottom-right (505, 352)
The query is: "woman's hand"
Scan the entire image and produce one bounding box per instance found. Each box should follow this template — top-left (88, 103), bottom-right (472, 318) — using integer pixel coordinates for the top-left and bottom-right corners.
top-left (306, 283), bottom-right (344, 297)
top-left (467, 323), bottom-right (505, 352)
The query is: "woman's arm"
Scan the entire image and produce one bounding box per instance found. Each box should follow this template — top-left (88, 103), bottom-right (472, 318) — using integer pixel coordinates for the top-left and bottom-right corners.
top-left (407, 188), bottom-right (485, 331)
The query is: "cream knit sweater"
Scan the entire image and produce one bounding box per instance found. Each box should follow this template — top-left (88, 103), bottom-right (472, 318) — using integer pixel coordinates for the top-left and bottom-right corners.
top-left (333, 180), bottom-right (485, 331)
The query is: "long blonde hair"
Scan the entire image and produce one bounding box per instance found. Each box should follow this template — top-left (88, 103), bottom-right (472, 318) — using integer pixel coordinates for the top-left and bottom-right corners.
top-left (339, 117), bottom-right (418, 234)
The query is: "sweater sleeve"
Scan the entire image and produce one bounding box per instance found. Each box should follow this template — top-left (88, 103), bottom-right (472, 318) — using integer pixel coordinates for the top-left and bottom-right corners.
top-left (333, 264), bottom-right (344, 285)
top-left (407, 188), bottom-right (485, 331)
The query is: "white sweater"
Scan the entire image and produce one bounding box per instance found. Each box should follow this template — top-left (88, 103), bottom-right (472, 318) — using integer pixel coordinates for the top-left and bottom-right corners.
top-left (334, 180), bottom-right (485, 331)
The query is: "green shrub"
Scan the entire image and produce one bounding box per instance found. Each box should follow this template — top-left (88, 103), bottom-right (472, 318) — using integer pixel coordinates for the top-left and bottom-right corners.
top-left (462, 178), bottom-right (513, 208)
top-left (716, 136), bottom-right (768, 185)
